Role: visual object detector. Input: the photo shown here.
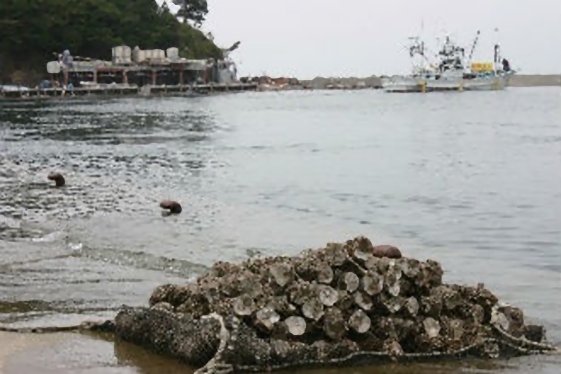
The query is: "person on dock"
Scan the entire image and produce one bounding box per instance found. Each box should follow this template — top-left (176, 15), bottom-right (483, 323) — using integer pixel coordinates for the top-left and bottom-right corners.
top-left (58, 50), bottom-right (74, 87)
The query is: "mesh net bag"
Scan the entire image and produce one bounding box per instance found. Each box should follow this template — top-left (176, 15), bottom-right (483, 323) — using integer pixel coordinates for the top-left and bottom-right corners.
top-left (114, 237), bottom-right (559, 373)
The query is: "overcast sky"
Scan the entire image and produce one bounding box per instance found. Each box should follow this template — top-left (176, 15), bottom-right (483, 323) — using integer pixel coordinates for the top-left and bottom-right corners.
top-left (160, 0), bottom-right (561, 79)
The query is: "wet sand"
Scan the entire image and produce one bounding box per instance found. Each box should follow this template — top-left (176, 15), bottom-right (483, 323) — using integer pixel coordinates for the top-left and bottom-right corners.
top-left (0, 332), bottom-right (63, 374)
top-left (2, 332), bottom-right (559, 374)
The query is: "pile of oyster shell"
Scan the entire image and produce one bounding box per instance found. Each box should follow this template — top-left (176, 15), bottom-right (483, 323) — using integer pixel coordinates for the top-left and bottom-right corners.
top-left (149, 236), bottom-right (547, 355)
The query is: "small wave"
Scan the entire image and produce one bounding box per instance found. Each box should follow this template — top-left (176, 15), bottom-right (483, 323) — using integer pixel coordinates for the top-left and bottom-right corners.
top-left (69, 244), bottom-right (209, 277)
top-left (30, 230), bottom-right (67, 243)
top-left (0, 300), bottom-right (119, 328)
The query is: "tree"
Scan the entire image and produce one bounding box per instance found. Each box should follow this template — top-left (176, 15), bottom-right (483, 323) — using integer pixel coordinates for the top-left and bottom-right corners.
top-left (0, 0), bottom-right (222, 83)
top-left (174, 0), bottom-right (209, 27)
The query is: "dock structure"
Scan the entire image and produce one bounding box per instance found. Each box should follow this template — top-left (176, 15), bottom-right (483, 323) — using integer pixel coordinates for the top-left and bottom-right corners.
top-left (0, 44), bottom-right (260, 100)
top-left (48, 45), bottom-right (240, 87)
top-left (60, 59), bottom-right (231, 87)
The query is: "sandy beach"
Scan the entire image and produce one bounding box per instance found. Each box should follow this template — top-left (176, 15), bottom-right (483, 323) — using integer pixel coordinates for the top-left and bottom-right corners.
top-left (0, 331), bottom-right (199, 374)
top-left (0, 332), bottom-right (64, 374)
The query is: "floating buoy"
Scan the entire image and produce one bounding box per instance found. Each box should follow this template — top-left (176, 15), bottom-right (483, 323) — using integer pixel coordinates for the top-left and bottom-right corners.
top-left (160, 200), bottom-right (182, 215)
top-left (47, 172), bottom-right (65, 187)
top-left (372, 245), bottom-right (402, 259)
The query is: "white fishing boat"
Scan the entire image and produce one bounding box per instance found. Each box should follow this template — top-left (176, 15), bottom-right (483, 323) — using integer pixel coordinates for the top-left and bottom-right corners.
top-left (425, 33), bottom-right (512, 92)
top-left (384, 31), bottom-right (516, 93)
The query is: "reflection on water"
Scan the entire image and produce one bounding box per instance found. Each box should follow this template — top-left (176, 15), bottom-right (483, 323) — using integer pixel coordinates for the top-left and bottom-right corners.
top-left (0, 88), bottom-right (560, 373)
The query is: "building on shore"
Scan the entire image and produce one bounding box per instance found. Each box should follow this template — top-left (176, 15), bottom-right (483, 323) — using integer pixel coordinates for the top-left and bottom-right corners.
top-left (46, 45), bottom-right (238, 89)
top-left (0, 44), bottom-right (260, 99)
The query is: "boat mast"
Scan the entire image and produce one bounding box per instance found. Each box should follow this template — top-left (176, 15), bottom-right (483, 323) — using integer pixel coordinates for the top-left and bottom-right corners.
top-left (493, 28), bottom-right (502, 72)
top-left (408, 35), bottom-right (435, 75)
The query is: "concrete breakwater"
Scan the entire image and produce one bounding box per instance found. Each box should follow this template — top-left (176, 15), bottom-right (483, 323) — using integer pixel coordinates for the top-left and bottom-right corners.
top-left (244, 74), bottom-right (561, 91)
top-left (241, 75), bottom-right (383, 91)
top-left (298, 74), bottom-right (561, 89)
top-left (300, 76), bottom-right (383, 90)
top-left (509, 74), bottom-right (561, 87)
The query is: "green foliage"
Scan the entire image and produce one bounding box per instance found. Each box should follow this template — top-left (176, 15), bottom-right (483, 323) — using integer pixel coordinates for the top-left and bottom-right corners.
top-left (176, 0), bottom-right (209, 27)
top-left (0, 0), bottom-right (223, 82)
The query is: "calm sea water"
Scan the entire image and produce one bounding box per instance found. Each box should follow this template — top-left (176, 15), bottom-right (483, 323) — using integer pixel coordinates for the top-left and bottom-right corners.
top-left (0, 88), bottom-right (560, 373)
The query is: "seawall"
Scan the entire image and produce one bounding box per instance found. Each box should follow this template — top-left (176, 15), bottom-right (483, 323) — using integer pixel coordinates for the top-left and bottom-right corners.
top-left (279, 74), bottom-right (561, 90)
top-left (509, 74), bottom-right (561, 87)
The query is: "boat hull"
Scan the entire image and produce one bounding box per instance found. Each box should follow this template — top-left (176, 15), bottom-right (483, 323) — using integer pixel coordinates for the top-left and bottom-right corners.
top-left (425, 78), bottom-right (462, 91)
top-left (383, 73), bottom-right (513, 93)
top-left (463, 77), bottom-right (503, 91)
top-left (381, 76), bottom-right (424, 93)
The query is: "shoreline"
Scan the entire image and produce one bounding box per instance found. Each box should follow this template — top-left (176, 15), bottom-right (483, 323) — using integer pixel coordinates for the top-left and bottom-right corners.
top-left (1, 74), bottom-right (559, 102)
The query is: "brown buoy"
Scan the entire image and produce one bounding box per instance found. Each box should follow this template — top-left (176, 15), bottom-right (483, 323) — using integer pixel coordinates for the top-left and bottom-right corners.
top-left (372, 245), bottom-right (402, 259)
top-left (160, 200), bottom-right (182, 215)
top-left (47, 172), bottom-right (65, 187)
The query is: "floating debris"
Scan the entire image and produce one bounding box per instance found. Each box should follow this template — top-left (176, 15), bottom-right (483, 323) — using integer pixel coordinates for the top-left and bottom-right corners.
top-left (47, 172), bottom-right (65, 187)
top-left (160, 200), bottom-right (182, 214)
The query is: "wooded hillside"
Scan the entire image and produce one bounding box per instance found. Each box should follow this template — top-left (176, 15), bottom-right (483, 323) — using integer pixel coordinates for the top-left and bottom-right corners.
top-left (0, 0), bottom-right (223, 84)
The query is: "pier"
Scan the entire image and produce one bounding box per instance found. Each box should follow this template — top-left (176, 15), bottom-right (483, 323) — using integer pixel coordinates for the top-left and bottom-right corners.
top-left (0, 44), bottom-right (260, 101)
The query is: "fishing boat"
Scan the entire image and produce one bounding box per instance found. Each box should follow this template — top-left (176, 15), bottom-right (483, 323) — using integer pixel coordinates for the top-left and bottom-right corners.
top-left (425, 33), bottom-right (514, 92)
top-left (383, 31), bottom-right (515, 93)
top-left (462, 41), bottom-right (515, 91)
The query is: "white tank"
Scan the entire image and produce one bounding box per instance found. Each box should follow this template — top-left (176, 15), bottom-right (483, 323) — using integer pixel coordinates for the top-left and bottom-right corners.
top-left (46, 61), bottom-right (61, 74)
top-left (122, 45), bottom-right (131, 58)
top-left (113, 45), bottom-right (123, 63)
top-left (167, 47), bottom-right (179, 59)
top-left (138, 50), bottom-right (146, 63)
top-left (132, 46), bottom-right (142, 63)
top-left (155, 49), bottom-right (165, 59)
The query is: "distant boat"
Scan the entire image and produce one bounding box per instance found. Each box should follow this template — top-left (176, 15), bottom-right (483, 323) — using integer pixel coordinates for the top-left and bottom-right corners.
top-left (382, 31), bottom-right (516, 93)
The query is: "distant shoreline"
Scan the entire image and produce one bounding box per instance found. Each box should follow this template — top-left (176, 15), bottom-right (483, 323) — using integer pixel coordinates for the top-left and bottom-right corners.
top-left (1, 74), bottom-right (559, 102)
